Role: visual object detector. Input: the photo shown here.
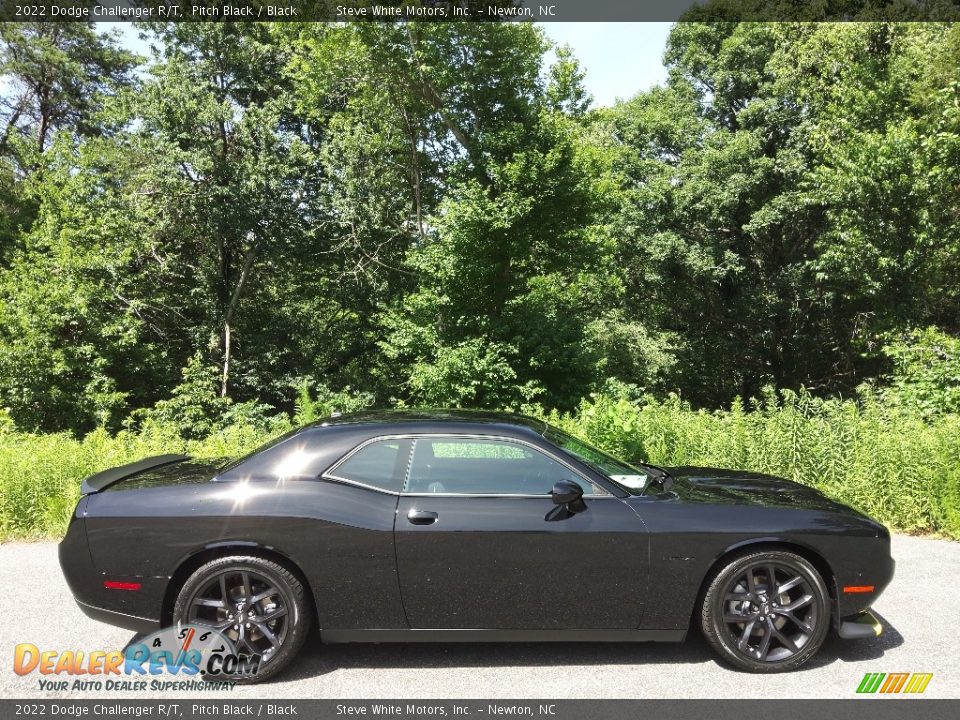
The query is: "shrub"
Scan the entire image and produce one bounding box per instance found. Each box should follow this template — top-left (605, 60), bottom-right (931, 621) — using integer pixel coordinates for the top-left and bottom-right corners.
top-left (880, 327), bottom-right (960, 417)
top-left (2, 389), bottom-right (958, 540)
top-left (0, 422), bottom-right (275, 539)
top-left (545, 389), bottom-right (960, 538)
top-left (292, 381), bottom-right (375, 425)
top-left (126, 354), bottom-right (288, 439)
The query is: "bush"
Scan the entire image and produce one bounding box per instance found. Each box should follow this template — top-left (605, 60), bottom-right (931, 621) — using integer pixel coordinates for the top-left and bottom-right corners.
top-left (544, 388), bottom-right (960, 538)
top-left (291, 381), bottom-right (375, 426)
top-left (0, 422), bottom-right (276, 539)
top-left (880, 327), bottom-right (960, 417)
top-left (126, 354), bottom-right (286, 439)
top-left (2, 388), bottom-right (958, 540)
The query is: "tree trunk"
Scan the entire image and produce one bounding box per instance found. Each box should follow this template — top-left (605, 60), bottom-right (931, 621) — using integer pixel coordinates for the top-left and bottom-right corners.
top-left (403, 24), bottom-right (496, 195)
top-left (0, 100), bottom-right (25, 156)
top-left (36, 91), bottom-right (50, 154)
top-left (219, 239), bottom-right (259, 397)
top-left (221, 321), bottom-right (232, 397)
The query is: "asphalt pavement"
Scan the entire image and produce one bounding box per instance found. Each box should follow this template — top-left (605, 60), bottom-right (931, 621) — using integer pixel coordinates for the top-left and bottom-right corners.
top-left (1, 534), bottom-right (956, 699)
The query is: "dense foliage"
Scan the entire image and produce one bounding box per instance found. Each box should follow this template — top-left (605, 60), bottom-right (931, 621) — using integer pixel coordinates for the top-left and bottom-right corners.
top-left (0, 20), bottom-right (958, 540)
top-left (2, 388), bottom-right (958, 540)
top-left (1, 21), bottom-right (957, 430)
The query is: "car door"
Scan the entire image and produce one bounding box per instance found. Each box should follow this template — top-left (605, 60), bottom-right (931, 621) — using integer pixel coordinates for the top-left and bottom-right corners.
top-left (393, 435), bottom-right (649, 630)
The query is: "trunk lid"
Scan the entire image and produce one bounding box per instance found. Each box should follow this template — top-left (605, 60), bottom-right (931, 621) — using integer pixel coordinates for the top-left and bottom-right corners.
top-left (79, 454), bottom-right (215, 494)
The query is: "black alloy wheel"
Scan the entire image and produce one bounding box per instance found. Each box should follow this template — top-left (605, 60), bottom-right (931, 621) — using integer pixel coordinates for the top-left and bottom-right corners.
top-left (701, 550), bottom-right (830, 672)
top-left (173, 556), bottom-right (310, 683)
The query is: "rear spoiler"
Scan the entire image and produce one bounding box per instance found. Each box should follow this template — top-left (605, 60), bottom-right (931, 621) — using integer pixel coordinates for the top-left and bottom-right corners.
top-left (81, 454), bottom-right (190, 495)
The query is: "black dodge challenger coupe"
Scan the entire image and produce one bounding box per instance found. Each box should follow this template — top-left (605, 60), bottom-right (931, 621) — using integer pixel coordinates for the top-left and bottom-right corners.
top-left (60, 410), bottom-right (894, 680)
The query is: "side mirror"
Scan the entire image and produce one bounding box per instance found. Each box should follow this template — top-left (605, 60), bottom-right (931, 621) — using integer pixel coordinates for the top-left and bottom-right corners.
top-left (551, 479), bottom-right (586, 513)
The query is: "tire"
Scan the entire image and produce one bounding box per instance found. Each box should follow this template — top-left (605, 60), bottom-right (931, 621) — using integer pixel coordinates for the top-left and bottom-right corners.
top-left (701, 550), bottom-right (830, 672)
top-left (173, 556), bottom-right (311, 683)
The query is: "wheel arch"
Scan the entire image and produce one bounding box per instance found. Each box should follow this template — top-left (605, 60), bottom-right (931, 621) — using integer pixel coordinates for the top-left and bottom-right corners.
top-left (692, 538), bottom-right (838, 627)
top-left (160, 543), bottom-right (318, 629)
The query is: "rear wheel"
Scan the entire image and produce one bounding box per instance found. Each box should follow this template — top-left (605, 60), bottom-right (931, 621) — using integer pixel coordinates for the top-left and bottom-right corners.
top-left (701, 550), bottom-right (830, 672)
top-left (173, 556), bottom-right (310, 683)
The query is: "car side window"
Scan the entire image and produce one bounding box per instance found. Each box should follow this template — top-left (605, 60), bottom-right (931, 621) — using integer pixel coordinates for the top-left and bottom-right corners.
top-left (404, 437), bottom-right (608, 496)
top-left (327, 439), bottom-right (411, 493)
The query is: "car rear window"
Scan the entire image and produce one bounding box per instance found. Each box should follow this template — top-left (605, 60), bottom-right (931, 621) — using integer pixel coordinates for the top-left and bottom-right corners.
top-left (327, 439), bottom-right (411, 493)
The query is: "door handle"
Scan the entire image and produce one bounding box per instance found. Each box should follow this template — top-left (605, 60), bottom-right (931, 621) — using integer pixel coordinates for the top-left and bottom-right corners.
top-left (407, 509), bottom-right (439, 525)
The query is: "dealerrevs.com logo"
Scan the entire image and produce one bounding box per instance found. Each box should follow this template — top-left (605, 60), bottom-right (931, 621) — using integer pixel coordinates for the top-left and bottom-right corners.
top-left (13, 624), bottom-right (258, 691)
top-left (856, 672), bottom-right (934, 694)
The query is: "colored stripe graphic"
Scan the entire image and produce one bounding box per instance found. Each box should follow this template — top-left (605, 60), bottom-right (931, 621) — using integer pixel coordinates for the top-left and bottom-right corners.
top-left (903, 673), bottom-right (933, 694)
top-left (856, 672), bottom-right (933, 694)
top-left (880, 673), bottom-right (909, 693)
top-left (857, 673), bottom-right (885, 693)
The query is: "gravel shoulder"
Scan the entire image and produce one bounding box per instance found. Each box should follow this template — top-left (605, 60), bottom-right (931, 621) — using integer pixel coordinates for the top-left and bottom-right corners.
top-left (1, 534), bottom-right (957, 699)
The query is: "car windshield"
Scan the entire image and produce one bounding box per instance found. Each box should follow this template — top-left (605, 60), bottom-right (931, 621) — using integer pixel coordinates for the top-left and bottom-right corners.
top-left (544, 427), bottom-right (652, 492)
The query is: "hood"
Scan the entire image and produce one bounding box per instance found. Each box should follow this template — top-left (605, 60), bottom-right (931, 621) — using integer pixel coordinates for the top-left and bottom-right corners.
top-left (663, 465), bottom-right (852, 512)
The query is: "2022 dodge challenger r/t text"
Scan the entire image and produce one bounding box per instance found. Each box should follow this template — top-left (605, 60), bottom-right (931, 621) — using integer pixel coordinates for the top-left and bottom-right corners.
top-left (60, 410), bottom-right (894, 681)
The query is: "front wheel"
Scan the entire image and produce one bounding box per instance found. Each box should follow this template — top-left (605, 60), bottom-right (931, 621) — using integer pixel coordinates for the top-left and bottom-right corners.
top-left (173, 556), bottom-right (311, 683)
top-left (701, 550), bottom-right (830, 672)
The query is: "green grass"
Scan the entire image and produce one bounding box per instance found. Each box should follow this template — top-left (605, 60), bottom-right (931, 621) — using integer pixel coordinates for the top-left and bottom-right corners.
top-left (1, 391), bottom-right (958, 541)
top-left (0, 422), bottom-right (273, 540)
top-left (546, 390), bottom-right (960, 539)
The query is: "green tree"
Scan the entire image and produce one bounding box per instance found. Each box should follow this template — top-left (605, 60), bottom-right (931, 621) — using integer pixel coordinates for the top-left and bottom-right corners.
top-left (0, 23), bottom-right (317, 431)
top-left (0, 24), bottom-right (137, 430)
top-left (0, 22), bottom-right (135, 262)
top-left (609, 21), bottom-right (960, 406)
top-left (3, 19), bottom-right (959, 435)
top-left (879, 327), bottom-right (960, 417)
top-left (0, 23), bottom-right (136, 156)
top-left (132, 23), bottom-right (306, 400)
top-left (0, 136), bottom-right (157, 431)
top-left (295, 23), bottom-right (622, 408)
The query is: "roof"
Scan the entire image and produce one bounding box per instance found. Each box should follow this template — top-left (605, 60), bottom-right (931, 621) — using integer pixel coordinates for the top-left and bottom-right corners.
top-left (307, 408), bottom-right (548, 435)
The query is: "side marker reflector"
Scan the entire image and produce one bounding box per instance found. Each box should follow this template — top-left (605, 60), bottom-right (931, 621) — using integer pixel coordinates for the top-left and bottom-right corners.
top-left (104, 580), bottom-right (141, 591)
top-left (842, 585), bottom-right (875, 593)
